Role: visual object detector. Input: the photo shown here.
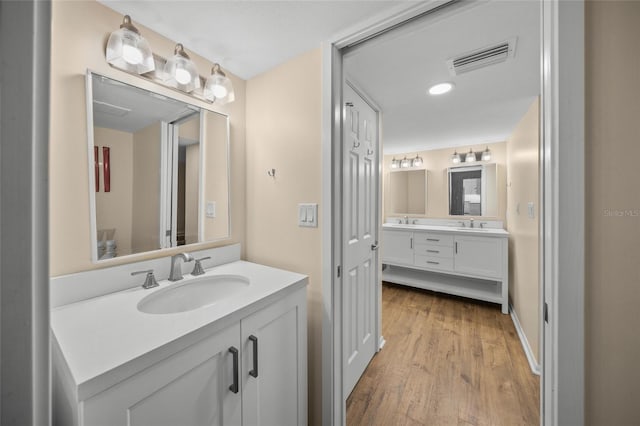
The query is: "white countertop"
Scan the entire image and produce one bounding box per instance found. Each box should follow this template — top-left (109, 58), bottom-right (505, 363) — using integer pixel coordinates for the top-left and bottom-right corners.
top-left (382, 222), bottom-right (509, 236)
top-left (51, 260), bottom-right (307, 399)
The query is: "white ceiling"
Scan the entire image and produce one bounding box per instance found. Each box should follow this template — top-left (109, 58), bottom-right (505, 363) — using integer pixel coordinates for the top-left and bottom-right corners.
top-left (92, 74), bottom-right (196, 133)
top-left (98, 1), bottom-right (540, 154)
top-left (345, 1), bottom-right (540, 154)
top-left (99, 0), bottom-right (403, 80)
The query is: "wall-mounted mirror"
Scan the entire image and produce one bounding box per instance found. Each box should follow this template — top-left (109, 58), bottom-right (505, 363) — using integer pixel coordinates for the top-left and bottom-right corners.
top-left (87, 72), bottom-right (230, 261)
top-left (388, 169), bottom-right (427, 215)
top-left (448, 164), bottom-right (497, 216)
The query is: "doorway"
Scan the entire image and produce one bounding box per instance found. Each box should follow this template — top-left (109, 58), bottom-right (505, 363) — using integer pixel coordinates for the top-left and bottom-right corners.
top-left (322, 1), bottom-right (585, 425)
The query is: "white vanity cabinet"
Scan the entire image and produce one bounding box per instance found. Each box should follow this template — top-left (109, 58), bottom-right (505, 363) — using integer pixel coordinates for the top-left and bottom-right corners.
top-left (52, 262), bottom-right (308, 426)
top-left (382, 226), bottom-right (508, 314)
top-left (80, 323), bottom-right (242, 426)
top-left (380, 229), bottom-right (414, 266)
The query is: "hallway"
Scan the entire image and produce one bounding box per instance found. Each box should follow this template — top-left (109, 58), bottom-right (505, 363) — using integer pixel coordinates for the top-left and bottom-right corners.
top-left (346, 283), bottom-right (539, 425)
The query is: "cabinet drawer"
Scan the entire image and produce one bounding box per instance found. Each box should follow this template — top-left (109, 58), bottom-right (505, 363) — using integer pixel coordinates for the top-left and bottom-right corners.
top-left (413, 232), bottom-right (453, 247)
top-left (413, 244), bottom-right (454, 259)
top-left (414, 254), bottom-right (454, 272)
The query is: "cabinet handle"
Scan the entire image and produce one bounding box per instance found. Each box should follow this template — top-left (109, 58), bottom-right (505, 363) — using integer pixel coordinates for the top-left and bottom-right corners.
top-left (427, 261), bottom-right (440, 265)
top-left (229, 347), bottom-right (239, 394)
top-left (249, 335), bottom-right (259, 378)
top-left (426, 238), bottom-right (440, 242)
top-left (455, 242), bottom-right (458, 254)
top-left (426, 249), bottom-right (439, 253)
top-left (410, 237), bottom-right (413, 249)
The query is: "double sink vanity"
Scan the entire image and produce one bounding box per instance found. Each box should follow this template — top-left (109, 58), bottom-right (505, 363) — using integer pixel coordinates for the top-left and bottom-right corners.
top-left (382, 219), bottom-right (509, 314)
top-left (52, 244), bottom-right (308, 426)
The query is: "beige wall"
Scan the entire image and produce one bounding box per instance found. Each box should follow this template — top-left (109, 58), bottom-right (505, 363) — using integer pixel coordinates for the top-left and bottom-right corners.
top-left (586, 2), bottom-right (640, 424)
top-left (506, 98), bottom-right (540, 363)
top-left (94, 127), bottom-right (133, 255)
top-left (185, 144), bottom-right (199, 245)
top-left (50, 0), bottom-right (246, 276)
top-left (383, 142), bottom-right (507, 222)
top-left (131, 123), bottom-right (162, 253)
top-left (245, 49), bottom-right (323, 425)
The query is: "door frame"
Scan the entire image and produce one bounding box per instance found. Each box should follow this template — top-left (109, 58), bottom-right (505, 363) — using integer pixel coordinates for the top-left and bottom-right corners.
top-left (320, 1), bottom-right (585, 425)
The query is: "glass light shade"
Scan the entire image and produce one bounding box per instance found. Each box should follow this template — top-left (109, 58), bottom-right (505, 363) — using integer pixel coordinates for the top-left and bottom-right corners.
top-left (390, 158), bottom-right (399, 169)
top-left (482, 147), bottom-right (492, 161)
top-left (400, 157), bottom-right (411, 168)
top-left (164, 44), bottom-right (200, 93)
top-left (204, 64), bottom-right (235, 104)
top-left (106, 15), bottom-right (155, 74)
top-left (412, 155), bottom-right (423, 167)
top-left (465, 149), bottom-right (476, 163)
top-left (451, 151), bottom-right (461, 164)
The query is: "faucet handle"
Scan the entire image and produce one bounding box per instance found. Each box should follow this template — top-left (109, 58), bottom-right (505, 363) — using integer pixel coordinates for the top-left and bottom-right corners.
top-left (191, 256), bottom-right (211, 276)
top-left (131, 269), bottom-right (159, 289)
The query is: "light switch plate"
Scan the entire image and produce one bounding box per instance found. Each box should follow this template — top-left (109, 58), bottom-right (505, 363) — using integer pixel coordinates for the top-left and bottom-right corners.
top-left (206, 201), bottom-right (216, 218)
top-left (299, 203), bottom-right (318, 228)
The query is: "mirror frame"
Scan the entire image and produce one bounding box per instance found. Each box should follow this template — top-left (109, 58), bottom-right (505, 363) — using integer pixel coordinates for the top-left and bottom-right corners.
top-left (448, 163), bottom-right (498, 217)
top-left (85, 70), bottom-right (231, 263)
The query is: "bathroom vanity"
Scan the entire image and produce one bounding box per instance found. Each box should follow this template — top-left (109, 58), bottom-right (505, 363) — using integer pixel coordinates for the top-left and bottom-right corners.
top-left (52, 258), bottom-right (307, 426)
top-left (382, 222), bottom-right (509, 313)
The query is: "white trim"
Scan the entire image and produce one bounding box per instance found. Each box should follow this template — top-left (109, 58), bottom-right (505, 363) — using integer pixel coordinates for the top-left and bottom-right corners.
top-left (509, 304), bottom-right (541, 376)
top-left (541, 1), bottom-right (585, 425)
top-left (85, 71), bottom-right (99, 262)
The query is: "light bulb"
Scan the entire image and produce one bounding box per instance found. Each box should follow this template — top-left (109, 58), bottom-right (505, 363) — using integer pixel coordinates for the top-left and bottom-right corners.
top-left (451, 151), bottom-right (461, 164)
top-left (428, 82), bottom-right (455, 95)
top-left (465, 150), bottom-right (476, 163)
top-left (391, 158), bottom-right (399, 169)
top-left (121, 44), bottom-right (143, 65)
top-left (174, 68), bottom-right (192, 85)
top-left (211, 84), bottom-right (228, 99)
top-left (482, 147), bottom-right (492, 161)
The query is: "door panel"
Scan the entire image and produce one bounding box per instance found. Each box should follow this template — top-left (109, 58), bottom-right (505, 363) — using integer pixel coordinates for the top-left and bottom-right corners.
top-left (343, 83), bottom-right (378, 397)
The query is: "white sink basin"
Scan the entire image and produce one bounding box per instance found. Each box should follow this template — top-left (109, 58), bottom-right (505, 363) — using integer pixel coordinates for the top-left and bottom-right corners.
top-left (138, 274), bottom-right (250, 314)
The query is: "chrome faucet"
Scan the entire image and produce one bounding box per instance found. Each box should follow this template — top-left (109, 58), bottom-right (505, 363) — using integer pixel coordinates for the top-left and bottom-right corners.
top-left (470, 218), bottom-right (475, 228)
top-left (403, 215), bottom-right (409, 224)
top-left (169, 252), bottom-right (194, 281)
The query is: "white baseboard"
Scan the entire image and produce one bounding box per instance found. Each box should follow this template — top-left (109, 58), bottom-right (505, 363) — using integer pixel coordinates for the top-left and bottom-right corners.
top-left (509, 304), bottom-right (541, 375)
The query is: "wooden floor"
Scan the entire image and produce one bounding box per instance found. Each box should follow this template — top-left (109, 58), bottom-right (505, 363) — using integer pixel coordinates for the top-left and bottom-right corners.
top-left (346, 282), bottom-right (539, 426)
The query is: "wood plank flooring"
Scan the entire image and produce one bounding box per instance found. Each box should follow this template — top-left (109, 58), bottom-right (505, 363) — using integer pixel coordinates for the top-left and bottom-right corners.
top-left (346, 282), bottom-right (539, 426)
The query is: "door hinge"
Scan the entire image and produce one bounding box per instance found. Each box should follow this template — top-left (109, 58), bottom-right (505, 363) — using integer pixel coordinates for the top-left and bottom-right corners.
top-left (544, 302), bottom-right (549, 323)
top-left (165, 230), bottom-right (171, 236)
top-left (337, 265), bottom-right (341, 278)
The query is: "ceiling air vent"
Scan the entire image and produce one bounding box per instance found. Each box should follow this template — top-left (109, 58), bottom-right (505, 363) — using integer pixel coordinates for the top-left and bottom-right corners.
top-left (447, 38), bottom-right (517, 75)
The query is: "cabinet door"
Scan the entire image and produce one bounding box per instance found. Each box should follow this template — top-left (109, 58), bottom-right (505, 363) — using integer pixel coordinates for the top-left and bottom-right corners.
top-left (454, 235), bottom-right (503, 279)
top-left (381, 230), bottom-right (413, 266)
top-left (241, 288), bottom-right (307, 426)
top-left (83, 323), bottom-right (242, 426)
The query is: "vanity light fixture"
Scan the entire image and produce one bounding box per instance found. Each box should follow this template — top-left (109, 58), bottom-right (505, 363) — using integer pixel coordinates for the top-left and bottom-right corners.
top-left (164, 43), bottom-right (201, 93)
top-left (390, 157), bottom-right (400, 169)
top-left (428, 82), bottom-right (455, 96)
top-left (204, 64), bottom-right (235, 104)
top-left (106, 15), bottom-right (155, 74)
top-left (400, 157), bottom-right (412, 168)
top-left (412, 154), bottom-right (423, 167)
top-left (465, 148), bottom-right (477, 163)
top-left (482, 146), bottom-right (492, 161)
top-left (451, 150), bottom-right (461, 164)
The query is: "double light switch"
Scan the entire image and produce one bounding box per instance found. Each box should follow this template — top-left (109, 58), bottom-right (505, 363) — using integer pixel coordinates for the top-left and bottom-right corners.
top-left (299, 203), bottom-right (318, 228)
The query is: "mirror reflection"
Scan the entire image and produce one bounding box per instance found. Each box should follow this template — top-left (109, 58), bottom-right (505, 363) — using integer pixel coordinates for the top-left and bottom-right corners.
top-left (448, 164), bottom-right (497, 216)
top-left (88, 72), bottom-right (230, 261)
top-left (388, 169), bottom-right (427, 215)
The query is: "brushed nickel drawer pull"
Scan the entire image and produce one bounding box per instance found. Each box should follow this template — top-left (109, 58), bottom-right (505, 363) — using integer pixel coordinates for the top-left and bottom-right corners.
top-left (427, 261), bottom-right (440, 265)
top-left (426, 250), bottom-right (439, 253)
top-left (426, 238), bottom-right (440, 242)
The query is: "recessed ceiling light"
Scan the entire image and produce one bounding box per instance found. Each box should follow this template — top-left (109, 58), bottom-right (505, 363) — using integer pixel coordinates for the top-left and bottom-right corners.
top-left (428, 82), bottom-right (455, 95)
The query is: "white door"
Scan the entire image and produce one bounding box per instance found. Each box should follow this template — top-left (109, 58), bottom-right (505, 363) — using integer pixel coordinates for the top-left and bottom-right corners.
top-left (342, 83), bottom-right (378, 397)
